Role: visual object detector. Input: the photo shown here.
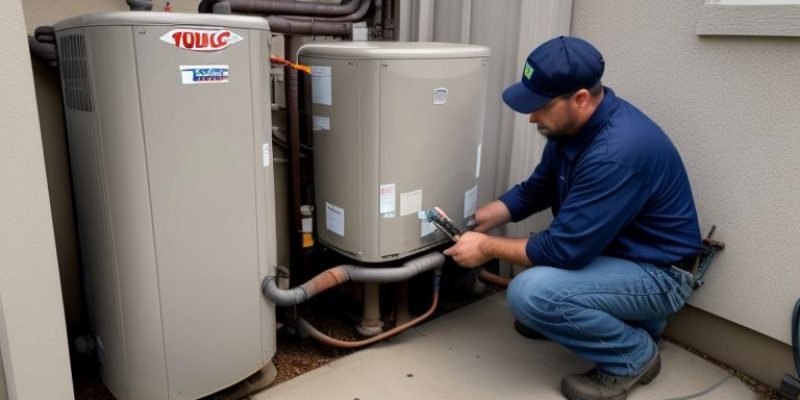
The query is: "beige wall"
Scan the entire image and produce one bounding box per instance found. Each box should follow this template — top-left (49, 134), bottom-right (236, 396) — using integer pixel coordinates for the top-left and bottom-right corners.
top-left (422, 0), bottom-right (798, 388)
top-left (0, 0), bottom-right (74, 398)
top-left (571, 0), bottom-right (800, 345)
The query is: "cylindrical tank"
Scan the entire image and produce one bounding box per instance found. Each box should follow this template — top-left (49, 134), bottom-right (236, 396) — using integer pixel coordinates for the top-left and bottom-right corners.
top-left (54, 12), bottom-right (277, 400)
top-left (299, 42), bottom-right (490, 262)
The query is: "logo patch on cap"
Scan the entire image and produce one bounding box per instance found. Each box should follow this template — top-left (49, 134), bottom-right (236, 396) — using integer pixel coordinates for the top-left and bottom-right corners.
top-left (523, 63), bottom-right (534, 79)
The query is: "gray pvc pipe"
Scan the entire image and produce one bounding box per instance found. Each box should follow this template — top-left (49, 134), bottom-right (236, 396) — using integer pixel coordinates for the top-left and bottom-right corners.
top-left (198, 0), bottom-right (361, 16)
top-left (262, 278), bottom-right (308, 306)
top-left (262, 251), bottom-right (446, 306)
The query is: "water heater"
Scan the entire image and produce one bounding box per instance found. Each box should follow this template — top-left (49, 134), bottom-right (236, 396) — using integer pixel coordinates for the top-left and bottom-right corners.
top-left (299, 42), bottom-right (490, 262)
top-left (54, 12), bottom-right (277, 400)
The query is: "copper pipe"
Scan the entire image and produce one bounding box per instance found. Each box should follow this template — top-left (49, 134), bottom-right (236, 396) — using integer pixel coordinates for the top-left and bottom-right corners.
top-left (298, 286), bottom-right (439, 349)
top-left (479, 269), bottom-right (511, 287)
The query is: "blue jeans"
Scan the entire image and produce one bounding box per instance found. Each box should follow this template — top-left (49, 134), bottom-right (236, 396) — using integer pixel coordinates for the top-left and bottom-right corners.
top-left (507, 256), bottom-right (694, 377)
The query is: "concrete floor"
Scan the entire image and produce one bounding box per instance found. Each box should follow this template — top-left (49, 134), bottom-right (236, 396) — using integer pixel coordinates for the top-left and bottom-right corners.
top-left (254, 293), bottom-right (757, 400)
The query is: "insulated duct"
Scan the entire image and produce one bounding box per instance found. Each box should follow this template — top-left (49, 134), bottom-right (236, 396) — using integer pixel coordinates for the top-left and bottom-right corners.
top-left (262, 252), bottom-right (446, 307)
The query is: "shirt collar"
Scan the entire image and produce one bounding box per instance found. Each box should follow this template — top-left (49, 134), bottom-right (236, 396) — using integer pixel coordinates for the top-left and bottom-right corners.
top-left (556, 87), bottom-right (618, 160)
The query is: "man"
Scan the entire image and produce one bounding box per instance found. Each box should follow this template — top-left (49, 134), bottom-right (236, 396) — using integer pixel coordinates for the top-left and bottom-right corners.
top-left (443, 36), bottom-right (701, 400)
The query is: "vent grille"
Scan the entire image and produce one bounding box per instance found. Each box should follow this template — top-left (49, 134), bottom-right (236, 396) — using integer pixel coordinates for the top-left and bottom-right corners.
top-left (59, 34), bottom-right (94, 112)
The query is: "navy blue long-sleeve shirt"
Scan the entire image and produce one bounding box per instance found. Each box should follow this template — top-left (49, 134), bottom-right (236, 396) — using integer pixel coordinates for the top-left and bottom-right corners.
top-left (498, 88), bottom-right (701, 269)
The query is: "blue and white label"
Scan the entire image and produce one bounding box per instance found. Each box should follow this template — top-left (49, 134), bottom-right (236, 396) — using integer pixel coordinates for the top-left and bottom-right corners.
top-left (179, 65), bottom-right (229, 84)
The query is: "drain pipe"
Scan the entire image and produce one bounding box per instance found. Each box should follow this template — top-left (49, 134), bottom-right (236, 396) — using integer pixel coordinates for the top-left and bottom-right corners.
top-left (262, 251), bottom-right (445, 306)
top-left (358, 282), bottom-right (384, 336)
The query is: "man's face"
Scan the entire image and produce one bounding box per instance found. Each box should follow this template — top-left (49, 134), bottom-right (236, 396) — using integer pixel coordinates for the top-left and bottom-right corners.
top-left (528, 94), bottom-right (581, 142)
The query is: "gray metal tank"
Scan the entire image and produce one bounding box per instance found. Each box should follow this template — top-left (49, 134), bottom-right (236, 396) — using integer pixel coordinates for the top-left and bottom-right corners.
top-left (54, 12), bottom-right (277, 400)
top-left (299, 42), bottom-right (490, 262)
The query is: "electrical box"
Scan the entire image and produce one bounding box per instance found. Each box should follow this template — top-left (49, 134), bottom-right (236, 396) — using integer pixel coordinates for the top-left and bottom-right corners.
top-left (299, 42), bottom-right (490, 262)
top-left (54, 12), bottom-right (277, 400)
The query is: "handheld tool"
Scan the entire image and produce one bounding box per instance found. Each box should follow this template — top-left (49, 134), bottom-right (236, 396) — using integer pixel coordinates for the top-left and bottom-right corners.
top-left (418, 207), bottom-right (463, 242)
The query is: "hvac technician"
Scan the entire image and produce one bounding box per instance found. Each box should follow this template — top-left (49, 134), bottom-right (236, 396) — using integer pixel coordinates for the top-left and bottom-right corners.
top-left (443, 36), bottom-right (701, 400)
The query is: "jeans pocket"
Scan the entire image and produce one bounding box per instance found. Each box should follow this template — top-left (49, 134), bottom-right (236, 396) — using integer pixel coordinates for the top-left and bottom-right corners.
top-left (667, 266), bottom-right (695, 301)
top-left (641, 263), bottom-right (694, 312)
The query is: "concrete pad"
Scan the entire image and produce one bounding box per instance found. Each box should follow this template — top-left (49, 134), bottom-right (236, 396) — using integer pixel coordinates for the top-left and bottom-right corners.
top-left (254, 293), bottom-right (756, 400)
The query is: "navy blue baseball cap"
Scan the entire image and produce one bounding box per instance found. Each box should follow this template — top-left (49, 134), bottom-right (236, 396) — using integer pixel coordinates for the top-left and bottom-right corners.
top-left (502, 36), bottom-right (605, 114)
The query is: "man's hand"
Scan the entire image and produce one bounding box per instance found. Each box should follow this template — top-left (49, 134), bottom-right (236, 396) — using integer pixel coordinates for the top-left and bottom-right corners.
top-left (443, 232), bottom-right (492, 268)
top-left (444, 232), bottom-right (533, 268)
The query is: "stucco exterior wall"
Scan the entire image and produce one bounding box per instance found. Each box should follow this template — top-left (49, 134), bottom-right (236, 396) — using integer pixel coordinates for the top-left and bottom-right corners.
top-left (572, 0), bottom-right (800, 344)
top-left (0, 0), bottom-right (74, 398)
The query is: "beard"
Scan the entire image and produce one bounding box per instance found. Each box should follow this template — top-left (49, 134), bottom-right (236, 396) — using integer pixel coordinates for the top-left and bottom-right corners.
top-left (537, 122), bottom-right (577, 142)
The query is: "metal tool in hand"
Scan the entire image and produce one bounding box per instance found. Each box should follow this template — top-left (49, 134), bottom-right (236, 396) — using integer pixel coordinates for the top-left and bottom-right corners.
top-left (418, 207), bottom-right (463, 242)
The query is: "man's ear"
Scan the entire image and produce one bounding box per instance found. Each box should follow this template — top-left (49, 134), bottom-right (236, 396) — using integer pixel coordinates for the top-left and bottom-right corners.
top-left (573, 88), bottom-right (592, 108)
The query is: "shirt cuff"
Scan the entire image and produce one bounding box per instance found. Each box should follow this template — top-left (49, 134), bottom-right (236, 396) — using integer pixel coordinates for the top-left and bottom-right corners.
top-left (498, 189), bottom-right (529, 223)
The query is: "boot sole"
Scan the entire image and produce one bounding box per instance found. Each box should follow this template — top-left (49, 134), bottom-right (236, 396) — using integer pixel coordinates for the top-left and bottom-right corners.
top-left (561, 356), bottom-right (661, 400)
top-left (638, 357), bottom-right (661, 385)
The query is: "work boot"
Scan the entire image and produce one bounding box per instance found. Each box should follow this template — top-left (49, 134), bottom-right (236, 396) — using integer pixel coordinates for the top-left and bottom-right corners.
top-left (513, 320), bottom-right (549, 341)
top-left (560, 352), bottom-right (661, 400)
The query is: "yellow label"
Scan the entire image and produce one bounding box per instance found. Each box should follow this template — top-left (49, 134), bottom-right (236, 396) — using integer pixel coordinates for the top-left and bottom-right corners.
top-left (302, 233), bottom-right (314, 248)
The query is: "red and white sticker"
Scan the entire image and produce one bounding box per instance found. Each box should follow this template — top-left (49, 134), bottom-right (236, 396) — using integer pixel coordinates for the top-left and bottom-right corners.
top-left (160, 29), bottom-right (243, 51)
